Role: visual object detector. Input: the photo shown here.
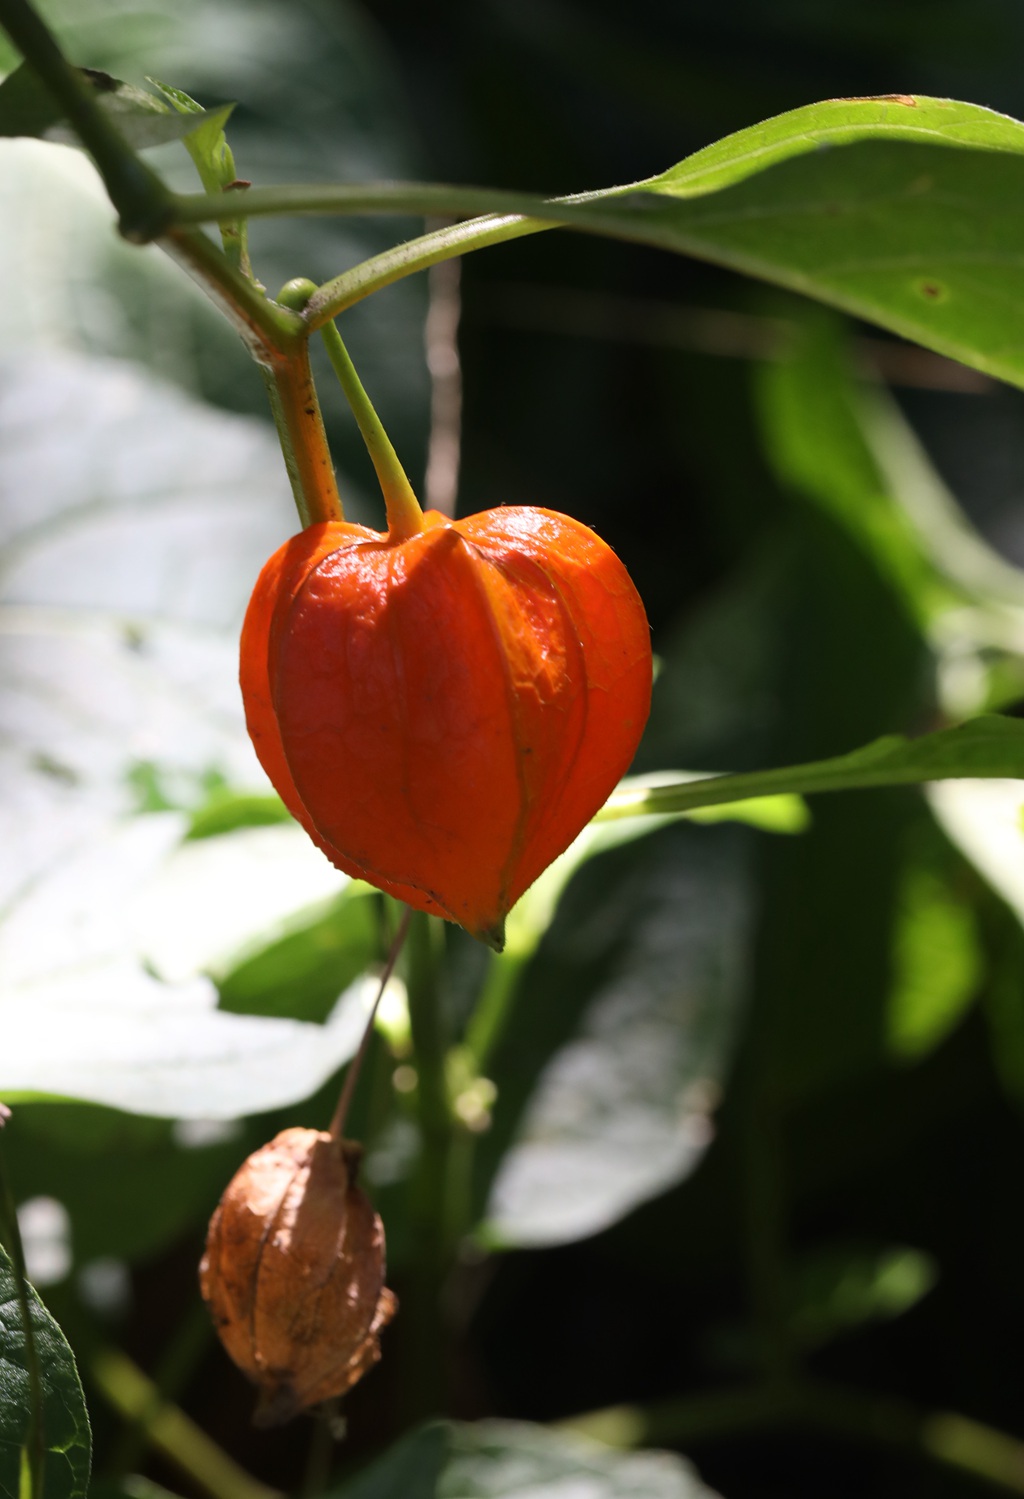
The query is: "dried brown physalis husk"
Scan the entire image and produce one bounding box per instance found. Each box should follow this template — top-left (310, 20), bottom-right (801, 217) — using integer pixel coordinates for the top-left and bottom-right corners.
top-left (199, 1126), bottom-right (397, 1427)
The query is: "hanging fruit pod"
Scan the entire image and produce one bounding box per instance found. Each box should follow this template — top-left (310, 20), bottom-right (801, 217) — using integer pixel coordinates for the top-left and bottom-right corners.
top-left (200, 1127), bottom-right (396, 1426)
top-left (240, 505), bottom-right (652, 948)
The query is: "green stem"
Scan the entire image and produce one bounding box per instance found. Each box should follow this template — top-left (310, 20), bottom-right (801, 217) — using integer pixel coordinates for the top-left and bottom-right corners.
top-left (329, 907), bottom-right (412, 1140)
top-left (92, 1347), bottom-right (282, 1499)
top-left (303, 1405), bottom-right (340, 1498)
top-left (164, 236), bottom-right (344, 528)
top-left (161, 229), bottom-right (302, 361)
top-left (404, 912), bottom-right (453, 1419)
top-left (560, 1380), bottom-right (1024, 1496)
top-left (0, 1131), bottom-right (44, 1499)
top-left (320, 320), bottom-right (423, 539)
top-left (170, 180), bottom-right (580, 229)
top-left (0, 0), bottom-right (172, 241)
top-left (307, 216), bottom-right (548, 327)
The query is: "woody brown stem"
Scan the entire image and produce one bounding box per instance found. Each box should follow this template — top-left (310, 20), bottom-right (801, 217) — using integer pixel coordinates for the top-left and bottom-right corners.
top-left (261, 347), bottom-right (344, 528)
top-left (329, 907), bottom-right (412, 1142)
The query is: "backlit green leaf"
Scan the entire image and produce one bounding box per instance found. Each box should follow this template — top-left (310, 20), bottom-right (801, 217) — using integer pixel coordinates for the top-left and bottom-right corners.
top-left (599, 716), bottom-right (1024, 822)
top-left (887, 864), bottom-right (981, 1060)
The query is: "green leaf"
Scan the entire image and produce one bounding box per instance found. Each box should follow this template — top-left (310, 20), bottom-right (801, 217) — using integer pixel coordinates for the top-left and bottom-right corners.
top-left (605, 96), bottom-right (1024, 389)
top-left (217, 886), bottom-right (378, 1023)
top-left (850, 367), bottom-right (1024, 615)
top-left (147, 80), bottom-right (237, 190)
top-left (753, 304), bottom-right (1024, 722)
top-left (754, 310), bottom-right (954, 629)
top-left (334, 1420), bottom-right (720, 1499)
top-left (607, 98), bottom-right (1024, 390)
top-left (3, 1104), bottom-right (242, 1265)
top-left (0, 350), bottom-right (386, 1120)
top-left (0, 63), bottom-right (224, 150)
top-left (237, 95), bottom-right (1024, 389)
top-left (186, 789), bottom-right (290, 840)
top-left (708, 1241), bottom-right (939, 1369)
top-left (148, 80), bottom-right (248, 275)
top-left (887, 863), bottom-right (982, 1060)
top-left (0, 817), bottom-right (380, 1118)
top-left (477, 823), bottom-right (752, 1247)
top-left (0, 346), bottom-right (298, 910)
top-left (788, 1242), bottom-right (938, 1350)
top-left (598, 716), bottom-right (1024, 822)
top-left (0, 1240), bottom-right (90, 1499)
top-left (645, 95), bottom-right (1024, 197)
top-left (620, 776), bottom-right (809, 833)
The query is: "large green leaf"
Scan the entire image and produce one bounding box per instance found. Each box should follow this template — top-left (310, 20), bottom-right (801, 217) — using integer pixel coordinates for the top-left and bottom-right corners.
top-left (0, 1240), bottom-right (90, 1499)
top-left (613, 97), bottom-right (1024, 387)
top-left (0, 346), bottom-right (391, 1117)
top-left (335, 1420), bottom-right (720, 1499)
top-left (476, 823), bottom-right (752, 1247)
top-left (0, 345), bottom-right (313, 905)
top-left (0, 816), bottom-right (380, 1117)
top-left (573, 96), bottom-right (1024, 389)
top-left (225, 96), bottom-right (1024, 389)
top-left (3, 1103), bottom-right (244, 1267)
top-left (0, 138), bottom-right (251, 397)
top-left (753, 310), bottom-right (953, 629)
top-left (753, 304), bottom-right (1024, 725)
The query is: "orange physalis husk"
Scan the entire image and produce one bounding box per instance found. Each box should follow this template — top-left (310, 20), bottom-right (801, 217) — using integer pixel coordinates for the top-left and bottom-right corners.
top-left (240, 505), bottom-right (652, 949)
top-left (199, 1127), bottom-right (396, 1427)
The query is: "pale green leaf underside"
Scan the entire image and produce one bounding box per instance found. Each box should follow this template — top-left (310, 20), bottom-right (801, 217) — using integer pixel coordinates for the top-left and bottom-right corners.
top-left (335, 1419), bottom-right (720, 1499)
top-left (483, 826), bottom-right (750, 1248)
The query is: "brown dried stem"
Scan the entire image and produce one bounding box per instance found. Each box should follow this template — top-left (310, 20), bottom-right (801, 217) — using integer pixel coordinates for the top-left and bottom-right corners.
top-left (329, 906), bottom-right (413, 1141)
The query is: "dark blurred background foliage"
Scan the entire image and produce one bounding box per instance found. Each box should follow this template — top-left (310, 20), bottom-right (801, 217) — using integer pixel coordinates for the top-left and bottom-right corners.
top-left (4, 3), bottom-right (1024, 1498)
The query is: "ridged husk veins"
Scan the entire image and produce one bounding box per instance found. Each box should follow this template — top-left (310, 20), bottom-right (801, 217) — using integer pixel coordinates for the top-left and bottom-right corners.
top-left (240, 506), bottom-right (652, 947)
top-left (199, 1127), bottom-right (396, 1426)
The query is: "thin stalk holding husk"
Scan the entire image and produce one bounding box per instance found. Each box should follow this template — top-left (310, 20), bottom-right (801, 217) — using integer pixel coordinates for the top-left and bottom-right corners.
top-left (319, 320), bottom-right (423, 539)
top-left (329, 908), bottom-right (412, 1141)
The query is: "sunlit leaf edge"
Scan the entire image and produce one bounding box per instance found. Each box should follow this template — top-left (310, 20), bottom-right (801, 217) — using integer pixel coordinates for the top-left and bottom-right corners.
top-left (599, 716), bottom-right (1024, 821)
top-left (641, 94), bottom-right (1024, 198)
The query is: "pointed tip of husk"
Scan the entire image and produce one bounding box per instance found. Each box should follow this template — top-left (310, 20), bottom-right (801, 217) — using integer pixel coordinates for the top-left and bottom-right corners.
top-left (476, 918), bottom-right (506, 953)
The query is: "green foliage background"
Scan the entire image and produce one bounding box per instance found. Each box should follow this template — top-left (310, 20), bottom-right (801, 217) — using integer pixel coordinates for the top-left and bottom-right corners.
top-left (4, 3), bottom-right (1024, 1498)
